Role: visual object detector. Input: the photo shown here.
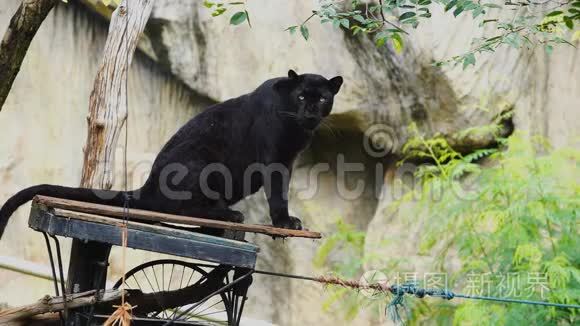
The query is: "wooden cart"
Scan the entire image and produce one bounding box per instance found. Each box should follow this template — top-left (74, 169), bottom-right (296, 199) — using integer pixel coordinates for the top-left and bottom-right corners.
top-left (12, 195), bottom-right (320, 325)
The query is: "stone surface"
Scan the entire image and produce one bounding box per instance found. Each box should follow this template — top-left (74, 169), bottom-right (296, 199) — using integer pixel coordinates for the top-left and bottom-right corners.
top-left (0, 0), bottom-right (578, 325)
top-left (141, 0), bottom-right (497, 147)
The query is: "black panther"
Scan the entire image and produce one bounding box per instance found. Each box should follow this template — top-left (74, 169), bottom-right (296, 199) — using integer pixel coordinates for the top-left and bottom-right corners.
top-left (0, 70), bottom-right (343, 236)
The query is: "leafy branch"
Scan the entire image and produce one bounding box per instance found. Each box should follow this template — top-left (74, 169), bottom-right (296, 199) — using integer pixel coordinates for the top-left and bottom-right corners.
top-left (203, 0), bottom-right (252, 27)
top-left (279, 0), bottom-right (580, 68)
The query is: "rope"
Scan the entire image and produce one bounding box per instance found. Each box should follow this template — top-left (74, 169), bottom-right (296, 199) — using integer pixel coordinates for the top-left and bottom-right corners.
top-left (120, 0), bottom-right (130, 309)
top-left (104, 1), bottom-right (133, 325)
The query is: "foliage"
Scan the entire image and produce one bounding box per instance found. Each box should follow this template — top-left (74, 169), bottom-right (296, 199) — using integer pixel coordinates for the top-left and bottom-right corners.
top-left (315, 219), bottom-right (367, 274)
top-left (203, 1), bottom-right (252, 27)
top-left (290, 0), bottom-right (580, 68)
top-left (316, 129), bottom-right (579, 325)
top-left (201, 0), bottom-right (579, 68)
top-left (89, 0), bottom-right (579, 68)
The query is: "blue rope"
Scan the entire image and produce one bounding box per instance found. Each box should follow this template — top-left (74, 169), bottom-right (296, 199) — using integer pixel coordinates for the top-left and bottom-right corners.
top-left (452, 293), bottom-right (580, 309)
top-left (388, 282), bottom-right (580, 309)
top-left (386, 282), bottom-right (580, 323)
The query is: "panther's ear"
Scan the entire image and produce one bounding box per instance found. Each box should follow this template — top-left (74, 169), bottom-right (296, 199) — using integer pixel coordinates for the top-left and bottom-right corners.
top-left (288, 69), bottom-right (299, 79)
top-left (274, 79), bottom-right (297, 93)
top-left (274, 71), bottom-right (299, 93)
top-left (328, 76), bottom-right (343, 94)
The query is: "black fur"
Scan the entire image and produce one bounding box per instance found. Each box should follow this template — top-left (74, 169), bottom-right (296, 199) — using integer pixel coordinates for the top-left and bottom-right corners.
top-left (0, 70), bottom-right (343, 236)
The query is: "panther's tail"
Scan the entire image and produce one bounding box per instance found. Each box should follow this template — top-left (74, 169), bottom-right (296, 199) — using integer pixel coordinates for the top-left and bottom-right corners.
top-left (0, 184), bottom-right (133, 238)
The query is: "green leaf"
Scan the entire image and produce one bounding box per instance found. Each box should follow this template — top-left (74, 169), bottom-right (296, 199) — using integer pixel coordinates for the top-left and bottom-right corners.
top-left (375, 31), bottom-right (389, 39)
top-left (353, 14), bottom-right (366, 23)
top-left (418, 0), bottom-right (432, 5)
top-left (230, 11), bottom-right (247, 25)
top-left (462, 53), bottom-right (476, 69)
top-left (285, 26), bottom-right (298, 34)
top-left (300, 25), bottom-right (309, 40)
top-left (503, 33), bottom-right (521, 48)
top-left (374, 31), bottom-right (389, 47)
top-left (462, 2), bottom-right (478, 11)
top-left (546, 11), bottom-right (563, 17)
top-left (229, 1), bottom-right (245, 5)
top-left (333, 19), bottom-right (341, 29)
top-left (211, 7), bottom-right (227, 17)
top-left (472, 7), bottom-right (485, 18)
top-left (376, 37), bottom-right (387, 47)
top-left (399, 12), bottom-right (417, 21)
top-left (203, 0), bottom-right (214, 8)
top-left (545, 44), bottom-right (554, 55)
top-left (563, 16), bottom-right (573, 29)
top-left (483, 3), bottom-right (502, 8)
top-left (445, 0), bottom-right (458, 12)
top-left (453, 5), bottom-right (465, 17)
top-left (392, 33), bottom-right (404, 53)
top-left (552, 36), bottom-right (574, 46)
top-left (340, 18), bottom-right (350, 29)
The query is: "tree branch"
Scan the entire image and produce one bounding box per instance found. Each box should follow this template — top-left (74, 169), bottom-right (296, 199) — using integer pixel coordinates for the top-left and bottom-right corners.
top-left (0, 0), bottom-right (58, 111)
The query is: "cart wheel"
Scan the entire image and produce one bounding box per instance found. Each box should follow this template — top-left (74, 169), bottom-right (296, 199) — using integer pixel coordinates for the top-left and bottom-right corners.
top-left (113, 259), bottom-right (232, 325)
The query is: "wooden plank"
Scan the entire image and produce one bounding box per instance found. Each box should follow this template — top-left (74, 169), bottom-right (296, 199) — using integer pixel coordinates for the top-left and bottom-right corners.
top-left (29, 208), bottom-right (258, 268)
top-left (33, 195), bottom-right (322, 239)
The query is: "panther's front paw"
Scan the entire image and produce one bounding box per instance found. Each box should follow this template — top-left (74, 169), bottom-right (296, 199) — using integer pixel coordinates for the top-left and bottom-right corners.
top-left (288, 216), bottom-right (303, 230)
top-left (272, 216), bottom-right (303, 230)
top-left (226, 210), bottom-right (245, 223)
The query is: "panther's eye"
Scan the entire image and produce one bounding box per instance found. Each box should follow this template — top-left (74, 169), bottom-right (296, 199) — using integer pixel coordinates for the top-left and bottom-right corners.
top-left (319, 97), bottom-right (326, 103)
top-left (298, 95), bottom-right (305, 101)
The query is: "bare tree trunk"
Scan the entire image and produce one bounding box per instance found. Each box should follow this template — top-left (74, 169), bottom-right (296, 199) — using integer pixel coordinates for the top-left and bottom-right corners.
top-left (0, 0), bottom-right (58, 111)
top-left (80, 0), bottom-right (154, 189)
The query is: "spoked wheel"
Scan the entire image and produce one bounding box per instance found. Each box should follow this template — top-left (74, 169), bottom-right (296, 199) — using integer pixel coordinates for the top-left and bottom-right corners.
top-left (113, 259), bottom-right (233, 325)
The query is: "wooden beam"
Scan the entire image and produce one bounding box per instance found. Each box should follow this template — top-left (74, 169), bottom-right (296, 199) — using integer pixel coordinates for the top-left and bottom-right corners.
top-left (34, 195), bottom-right (323, 239)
